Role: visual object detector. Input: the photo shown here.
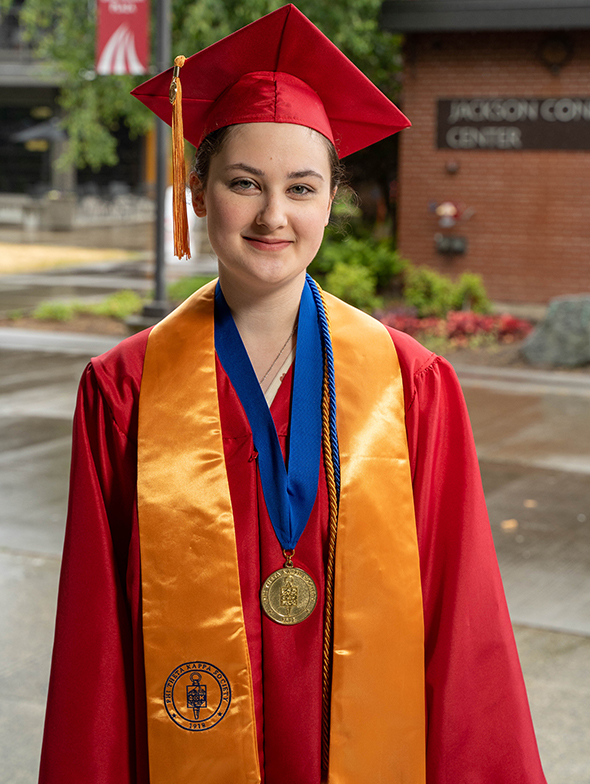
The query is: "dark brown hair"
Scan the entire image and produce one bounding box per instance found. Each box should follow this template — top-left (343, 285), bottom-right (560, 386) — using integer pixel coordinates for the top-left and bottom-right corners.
top-left (191, 125), bottom-right (347, 192)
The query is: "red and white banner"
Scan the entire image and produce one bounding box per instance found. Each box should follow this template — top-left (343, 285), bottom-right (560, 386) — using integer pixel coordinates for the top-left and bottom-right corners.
top-left (96, 0), bottom-right (149, 75)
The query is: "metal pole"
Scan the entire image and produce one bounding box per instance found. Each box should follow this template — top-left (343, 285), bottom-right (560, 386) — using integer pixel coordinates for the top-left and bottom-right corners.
top-left (144, 0), bottom-right (171, 318)
top-left (153, 116), bottom-right (167, 307)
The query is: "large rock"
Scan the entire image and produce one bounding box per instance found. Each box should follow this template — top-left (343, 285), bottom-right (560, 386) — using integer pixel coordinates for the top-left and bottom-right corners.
top-left (521, 295), bottom-right (590, 367)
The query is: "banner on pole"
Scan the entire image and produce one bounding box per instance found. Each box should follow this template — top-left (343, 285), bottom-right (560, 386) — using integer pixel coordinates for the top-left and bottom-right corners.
top-left (96, 0), bottom-right (149, 75)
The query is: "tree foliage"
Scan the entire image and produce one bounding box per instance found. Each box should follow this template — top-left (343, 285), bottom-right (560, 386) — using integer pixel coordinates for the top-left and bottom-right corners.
top-left (14, 0), bottom-right (402, 170)
top-left (14, 0), bottom-right (151, 169)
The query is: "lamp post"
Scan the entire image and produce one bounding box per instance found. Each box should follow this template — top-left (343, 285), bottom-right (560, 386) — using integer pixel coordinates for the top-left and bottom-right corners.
top-left (142, 0), bottom-right (171, 320)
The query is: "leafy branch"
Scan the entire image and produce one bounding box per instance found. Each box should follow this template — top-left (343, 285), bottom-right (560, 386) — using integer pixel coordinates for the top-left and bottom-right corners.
top-left (15, 0), bottom-right (401, 170)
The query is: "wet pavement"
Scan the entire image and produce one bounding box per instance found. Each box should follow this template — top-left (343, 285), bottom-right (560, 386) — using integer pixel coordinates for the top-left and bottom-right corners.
top-left (0, 285), bottom-right (589, 781)
top-left (513, 625), bottom-right (590, 782)
top-left (461, 377), bottom-right (590, 638)
top-left (0, 348), bottom-right (88, 784)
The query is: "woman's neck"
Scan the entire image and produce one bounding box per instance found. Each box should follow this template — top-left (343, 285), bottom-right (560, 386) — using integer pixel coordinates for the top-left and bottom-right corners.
top-left (217, 271), bottom-right (305, 382)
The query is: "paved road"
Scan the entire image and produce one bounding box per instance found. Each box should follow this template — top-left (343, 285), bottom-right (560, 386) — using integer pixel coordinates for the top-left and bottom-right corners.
top-left (0, 326), bottom-right (589, 783)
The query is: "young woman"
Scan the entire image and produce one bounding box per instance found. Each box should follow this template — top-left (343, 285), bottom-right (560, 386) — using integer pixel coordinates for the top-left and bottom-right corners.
top-left (39, 6), bottom-right (546, 784)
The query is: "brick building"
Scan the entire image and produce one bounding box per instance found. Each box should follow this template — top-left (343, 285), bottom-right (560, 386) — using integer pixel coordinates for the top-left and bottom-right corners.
top-left (381, 0), bottom-right (590, 304)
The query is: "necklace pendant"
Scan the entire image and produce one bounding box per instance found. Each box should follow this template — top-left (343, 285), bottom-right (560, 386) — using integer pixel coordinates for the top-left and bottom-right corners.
top-left (260, 560), bottom-right (318, 625)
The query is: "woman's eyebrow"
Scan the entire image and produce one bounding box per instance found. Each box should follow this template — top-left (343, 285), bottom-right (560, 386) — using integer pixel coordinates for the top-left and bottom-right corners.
top-left (226, 163), bottom-right (265, 176)
top-left (225, 163), bottom-right (325, 181)
top-left (288, 169), bottom-right (325, 181)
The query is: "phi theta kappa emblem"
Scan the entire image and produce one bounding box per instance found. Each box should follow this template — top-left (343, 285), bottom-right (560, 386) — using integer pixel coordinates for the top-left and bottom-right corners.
top-left (164, 661), bottom-right (231, 731)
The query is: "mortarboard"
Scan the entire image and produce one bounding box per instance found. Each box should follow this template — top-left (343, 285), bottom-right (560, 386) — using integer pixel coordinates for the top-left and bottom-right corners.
top-left (132, 4), bottom-right (410, 258)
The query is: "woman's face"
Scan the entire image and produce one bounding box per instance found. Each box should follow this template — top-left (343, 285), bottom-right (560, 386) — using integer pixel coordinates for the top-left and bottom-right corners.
top-left (191, 122), bottom-right (335, 295)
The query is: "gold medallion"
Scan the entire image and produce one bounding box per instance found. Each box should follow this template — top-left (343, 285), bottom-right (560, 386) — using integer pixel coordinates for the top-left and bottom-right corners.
top-left (260, 566), bottom-right (318, 625)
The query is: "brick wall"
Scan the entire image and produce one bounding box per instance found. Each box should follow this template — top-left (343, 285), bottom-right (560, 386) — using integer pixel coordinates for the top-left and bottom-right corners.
top-left (397, 30), bottom-right (590, 304)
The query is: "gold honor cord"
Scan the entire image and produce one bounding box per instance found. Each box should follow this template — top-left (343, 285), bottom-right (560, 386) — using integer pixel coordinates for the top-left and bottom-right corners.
top-left (319, 288), bottom-right (340, 776)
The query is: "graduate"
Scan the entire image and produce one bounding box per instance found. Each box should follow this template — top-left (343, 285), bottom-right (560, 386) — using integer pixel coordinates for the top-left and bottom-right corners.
top-left (39, 6), bottom-right (547, 783)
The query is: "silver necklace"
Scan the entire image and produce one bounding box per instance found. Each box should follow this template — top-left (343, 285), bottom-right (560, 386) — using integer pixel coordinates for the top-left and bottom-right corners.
top-left (260, 325), bottom-right (297, 385)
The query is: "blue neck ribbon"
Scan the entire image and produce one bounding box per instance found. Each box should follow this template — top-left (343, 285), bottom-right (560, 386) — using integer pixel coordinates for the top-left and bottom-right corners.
top-left (214, 279), bottom-right (323, 551)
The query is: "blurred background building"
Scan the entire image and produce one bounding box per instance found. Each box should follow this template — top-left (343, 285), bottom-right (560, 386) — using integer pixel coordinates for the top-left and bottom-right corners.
top-left (381, 0), bottom-right (590, 303)
top-left (0, 0), bottom-right (151, 230)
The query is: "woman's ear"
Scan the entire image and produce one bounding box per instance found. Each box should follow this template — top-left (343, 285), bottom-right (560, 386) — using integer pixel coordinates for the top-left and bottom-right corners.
top-left (326, 187), bottom-right (337, 226)
top-left (189, 171), bottom-right (207, 217)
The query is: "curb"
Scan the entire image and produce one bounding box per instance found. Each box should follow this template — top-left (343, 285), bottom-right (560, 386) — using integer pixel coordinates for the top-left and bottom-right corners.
top-left (0, 327), bottom-right (122, 356)
top-left (452, 361), bottom-right (590, 397)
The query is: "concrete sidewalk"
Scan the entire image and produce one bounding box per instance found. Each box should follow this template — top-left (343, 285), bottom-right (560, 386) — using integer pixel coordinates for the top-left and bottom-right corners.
top-left (0, 327), bottom-right (121, 355)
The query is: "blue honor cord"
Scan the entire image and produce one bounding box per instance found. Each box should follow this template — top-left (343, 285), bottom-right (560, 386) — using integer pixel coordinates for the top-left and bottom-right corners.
top-left (214, 280), bottom-right (323, 551)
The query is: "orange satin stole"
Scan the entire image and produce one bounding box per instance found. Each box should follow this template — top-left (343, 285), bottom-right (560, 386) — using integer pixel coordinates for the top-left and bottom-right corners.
top-left (137, 280), bottom-right (425, 784)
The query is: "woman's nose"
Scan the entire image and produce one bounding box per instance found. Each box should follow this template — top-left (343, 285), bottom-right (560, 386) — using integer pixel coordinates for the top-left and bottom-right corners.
top-left (256, 192), bottom-right (287, 230)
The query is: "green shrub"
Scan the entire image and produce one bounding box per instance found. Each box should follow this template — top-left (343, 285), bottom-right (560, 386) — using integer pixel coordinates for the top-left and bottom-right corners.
top-left (87, 290), bottom-right (144, 319)
top-left (403, 267), bottom-right (455, 318)
top-left (32, 301), bottom-right (76, 321)
top-left (31, 291), bottom-right (143, 322)
top-left (324, 262), bottom-right (383, 313)
top-left (364, 241), bottom-right (408, 291)
top-left (403, 267), bottom-right (491, 318)
top-left (452, 272), bottom-right (491, 313)
top-left (168, 275), bottom-right (215, 302)
top-left (310, 230), bottom-right (408, 303)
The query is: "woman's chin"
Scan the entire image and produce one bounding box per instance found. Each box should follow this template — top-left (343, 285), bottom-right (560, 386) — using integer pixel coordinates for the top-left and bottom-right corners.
top-left (217, 256), bottom-right (309, 290)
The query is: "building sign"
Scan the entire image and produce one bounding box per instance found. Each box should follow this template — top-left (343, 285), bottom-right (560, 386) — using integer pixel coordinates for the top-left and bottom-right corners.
top-left (437, 98), bottom-right (590, 150)
top-left (96, 0), bottom-right (149, 75)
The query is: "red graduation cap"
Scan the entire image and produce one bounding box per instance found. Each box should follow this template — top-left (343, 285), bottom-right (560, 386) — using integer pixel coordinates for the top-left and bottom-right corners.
top-left (131, 4), bottom-right (410, 257)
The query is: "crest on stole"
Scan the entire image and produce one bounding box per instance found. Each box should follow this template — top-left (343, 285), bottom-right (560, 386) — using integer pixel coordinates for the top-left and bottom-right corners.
top-left (164, 660), bottom-right (231, 731)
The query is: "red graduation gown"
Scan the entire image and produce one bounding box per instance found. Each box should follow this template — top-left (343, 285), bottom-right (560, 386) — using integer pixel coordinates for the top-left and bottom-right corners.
top-left (39, 326), bottom-right (546, 784)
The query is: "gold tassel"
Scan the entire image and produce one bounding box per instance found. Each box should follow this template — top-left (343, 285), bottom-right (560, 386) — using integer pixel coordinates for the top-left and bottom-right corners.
top-left (169, 54), bottom-right (191, 260)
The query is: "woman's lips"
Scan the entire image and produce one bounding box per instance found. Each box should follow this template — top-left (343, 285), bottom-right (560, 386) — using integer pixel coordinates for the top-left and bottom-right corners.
top-left (243, 236), bottom-right (293, 252)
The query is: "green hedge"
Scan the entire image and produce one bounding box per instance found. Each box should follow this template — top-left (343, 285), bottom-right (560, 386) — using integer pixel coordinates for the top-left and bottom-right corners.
top-left (403, 267), bottom-right (491, 318)
top-left (312, 229), bottom-right (491, 317)
top-left (309, 228), bottom-right (408, 311)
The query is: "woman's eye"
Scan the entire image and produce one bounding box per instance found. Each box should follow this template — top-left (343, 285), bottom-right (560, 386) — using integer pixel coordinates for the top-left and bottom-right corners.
top-left (230, 178), bottom-right (257, 191)
top-left (289, 184), bottom-right (313, 196)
